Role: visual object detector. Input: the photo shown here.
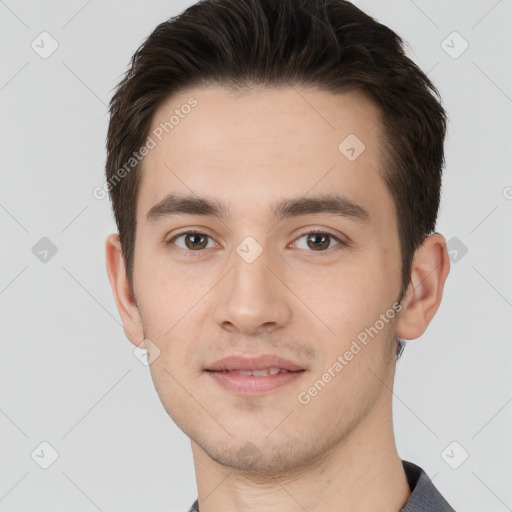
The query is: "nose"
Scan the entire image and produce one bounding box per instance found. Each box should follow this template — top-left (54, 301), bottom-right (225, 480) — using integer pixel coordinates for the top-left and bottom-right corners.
top-left (213, 243), bottom-right (292, 335)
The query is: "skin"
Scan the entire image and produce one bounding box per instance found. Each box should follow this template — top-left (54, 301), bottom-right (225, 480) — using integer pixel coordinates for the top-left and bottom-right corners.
top-left (105, 84), bottom-right (450, 512)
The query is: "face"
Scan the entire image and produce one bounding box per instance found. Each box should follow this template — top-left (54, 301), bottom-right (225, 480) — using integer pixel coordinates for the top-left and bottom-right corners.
top-left (129, 85), bottom-right (405, 471)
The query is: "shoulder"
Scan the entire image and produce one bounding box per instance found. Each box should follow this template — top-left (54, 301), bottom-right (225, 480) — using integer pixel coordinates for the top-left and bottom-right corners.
top-left (400, 460), bottom-right (456, 512)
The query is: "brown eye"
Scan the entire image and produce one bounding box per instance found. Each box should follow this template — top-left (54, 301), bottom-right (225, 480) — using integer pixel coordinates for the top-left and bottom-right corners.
top-left (293, 231), bottom-right (343, 252)
top-left (169, 231), bottom-right (215, 251)
top-left (184, 233), bottom-right (209, 250)
top-left (307, 233), bottom-right (330, 250)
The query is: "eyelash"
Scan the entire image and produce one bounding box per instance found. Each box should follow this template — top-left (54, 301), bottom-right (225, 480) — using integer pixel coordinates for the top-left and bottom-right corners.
top-left (166, 228), bottom-right (347, 257)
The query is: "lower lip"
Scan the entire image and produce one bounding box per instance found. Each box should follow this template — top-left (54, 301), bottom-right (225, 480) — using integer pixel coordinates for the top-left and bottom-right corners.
top-left (206, 370), bottom-right (305, 394)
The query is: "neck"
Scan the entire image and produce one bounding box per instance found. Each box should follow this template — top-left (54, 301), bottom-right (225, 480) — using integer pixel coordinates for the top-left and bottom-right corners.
top-left (190, 385), bottom-right (411, 512)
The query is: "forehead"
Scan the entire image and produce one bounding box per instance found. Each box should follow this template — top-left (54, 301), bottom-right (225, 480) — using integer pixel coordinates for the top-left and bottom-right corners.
top-left (137, 84), bottom-right (395, 230)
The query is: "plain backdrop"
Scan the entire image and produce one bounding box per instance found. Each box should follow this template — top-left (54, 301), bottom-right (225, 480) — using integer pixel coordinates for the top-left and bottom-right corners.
top-left (1, 0), bottom-right (511, 511)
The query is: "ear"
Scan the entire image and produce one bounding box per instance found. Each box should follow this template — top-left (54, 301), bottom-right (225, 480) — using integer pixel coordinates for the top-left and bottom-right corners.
top-left (105, 233), bottom-right (144, 347)
top-left (396, 232), bottom-right (451, 340)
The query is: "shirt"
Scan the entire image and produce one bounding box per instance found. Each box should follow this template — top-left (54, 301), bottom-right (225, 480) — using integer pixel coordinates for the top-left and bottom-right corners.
top-left (187, 459), bottom-right (455, 511)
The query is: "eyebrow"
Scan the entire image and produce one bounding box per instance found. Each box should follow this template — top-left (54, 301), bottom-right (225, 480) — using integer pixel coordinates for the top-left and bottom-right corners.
top-left (145, 192), bottom-right (370, 225)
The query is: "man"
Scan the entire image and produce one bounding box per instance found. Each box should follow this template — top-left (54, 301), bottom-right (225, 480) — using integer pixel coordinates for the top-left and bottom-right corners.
top-left (104, 0), bottom-right (454, 510)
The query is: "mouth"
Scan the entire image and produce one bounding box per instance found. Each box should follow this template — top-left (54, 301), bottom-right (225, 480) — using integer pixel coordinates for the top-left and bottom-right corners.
top-left (207, 368), bottom-right (305, 376)
top-left (204, 355), bottom-right (307, 394)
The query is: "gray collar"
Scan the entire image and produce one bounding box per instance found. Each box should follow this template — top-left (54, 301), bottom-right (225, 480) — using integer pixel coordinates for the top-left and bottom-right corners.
top-left (188, 459), bottom-right (456, 512)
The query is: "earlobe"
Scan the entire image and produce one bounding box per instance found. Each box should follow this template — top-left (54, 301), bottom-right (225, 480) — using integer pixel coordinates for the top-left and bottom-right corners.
top-left (105, 233), bottom-right (144, 346)
top-left (396, 233), bottom-right (451, 341)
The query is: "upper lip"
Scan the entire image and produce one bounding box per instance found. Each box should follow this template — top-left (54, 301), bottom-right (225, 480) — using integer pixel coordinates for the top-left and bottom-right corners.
top-left (206, 355), bottom-right (306, 372)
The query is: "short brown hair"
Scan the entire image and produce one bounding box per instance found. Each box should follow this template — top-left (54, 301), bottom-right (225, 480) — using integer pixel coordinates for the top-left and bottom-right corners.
top-left (105, 0), bottom-right (447, 299)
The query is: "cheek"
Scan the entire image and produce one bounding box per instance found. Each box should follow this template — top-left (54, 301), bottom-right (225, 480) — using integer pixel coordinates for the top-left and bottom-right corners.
top-left (134, 271), bottom-right (190, 355)
top-left (290, 257), bottom-right (389, 341)
top-left (134, 258), bottom-right (212, 363)
top-left (135, 243), bottom-right (193, 316)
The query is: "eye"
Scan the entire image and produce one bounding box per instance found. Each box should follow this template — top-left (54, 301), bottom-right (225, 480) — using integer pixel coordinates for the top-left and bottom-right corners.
top-left (292, 230), bottom-right (344, 252)
top-left (166, 228), bottom-right (346, 255)
top-left (167, 230), bottom-right (216, 252)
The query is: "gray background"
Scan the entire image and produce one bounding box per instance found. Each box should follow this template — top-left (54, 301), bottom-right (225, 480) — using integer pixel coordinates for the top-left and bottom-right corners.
top-left (1, 0), bottom-right (511, 510)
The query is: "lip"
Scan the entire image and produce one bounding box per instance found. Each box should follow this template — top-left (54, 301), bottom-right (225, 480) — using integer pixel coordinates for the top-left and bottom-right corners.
top-left (208, 370), bottom-right (306, 394)
top-left (205, 355), bottom-right (307, 395)
top-left (205, 354), bottom-right (306, 372)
